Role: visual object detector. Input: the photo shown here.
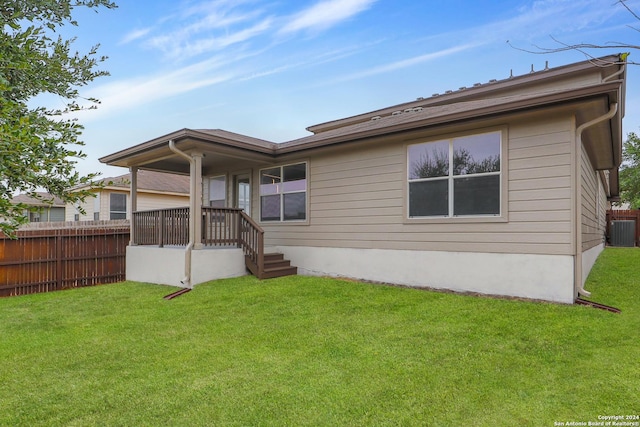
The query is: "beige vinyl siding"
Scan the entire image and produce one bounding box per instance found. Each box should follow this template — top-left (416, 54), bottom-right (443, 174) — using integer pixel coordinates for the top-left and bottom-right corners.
top-left (260, 112), bottom-right (575, 256)
top-left (65, 194), bottom-right (95, 221)
top-left (136, 193), bottom-right (189, 212)
top-left (581, 144), bottom-right (605, 251)
top-left (66, 190), bottom-right (188, 221)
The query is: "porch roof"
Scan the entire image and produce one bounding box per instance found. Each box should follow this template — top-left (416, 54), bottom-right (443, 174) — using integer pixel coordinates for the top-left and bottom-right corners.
top-left (100, 128), bottom-right (279, 175)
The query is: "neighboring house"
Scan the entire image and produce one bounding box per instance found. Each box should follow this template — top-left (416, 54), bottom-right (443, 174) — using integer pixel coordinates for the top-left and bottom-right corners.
top-left (66, 170), bottom-right (190, 221)
top-left (100, 55), bottom-right (627, 304)
top-left (11, 192), bottom-right (66, 222)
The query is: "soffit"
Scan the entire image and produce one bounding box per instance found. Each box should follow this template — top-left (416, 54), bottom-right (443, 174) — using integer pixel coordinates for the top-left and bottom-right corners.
top-left (100, 129), bottom-right (277, 173)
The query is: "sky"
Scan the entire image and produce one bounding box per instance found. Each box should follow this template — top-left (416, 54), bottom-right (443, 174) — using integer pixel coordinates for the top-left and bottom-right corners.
top-left (51, 0), bottom-right (640, 179)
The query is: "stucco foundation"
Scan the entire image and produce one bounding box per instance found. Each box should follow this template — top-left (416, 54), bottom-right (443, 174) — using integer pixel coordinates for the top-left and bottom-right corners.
top-left (126, 246), bottom-right (247, 287)
top-left (275, 246), bottom-right (576, 303)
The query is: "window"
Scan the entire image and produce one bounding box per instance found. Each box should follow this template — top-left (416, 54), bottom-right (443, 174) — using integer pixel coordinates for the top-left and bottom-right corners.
top-left (209, 176), bottom-right (226, 208)
top-left (110, 193), bottom-right (127, 220)
top-left (408, 131), bottom-right (501, 218)
top-left (260, 163), bottom-right (307, 222)
top-left (29, 210), bottom-right (41, 222)
top-left (93, 193), bottom-right (100, 221)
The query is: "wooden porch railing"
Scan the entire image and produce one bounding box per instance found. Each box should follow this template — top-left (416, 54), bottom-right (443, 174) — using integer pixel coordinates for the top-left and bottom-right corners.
top-left (239, 211), bottom-right (264, 277)
top-left (132, 207), bottom-right (189, 246)
top-left (132, 207), bottom-right (266, 277)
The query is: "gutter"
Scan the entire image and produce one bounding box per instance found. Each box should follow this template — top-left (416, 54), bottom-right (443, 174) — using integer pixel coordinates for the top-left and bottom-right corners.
top-left (574, 102), bottom-right (618, 298)
top-left (168, 139), bottom-right (195, 288)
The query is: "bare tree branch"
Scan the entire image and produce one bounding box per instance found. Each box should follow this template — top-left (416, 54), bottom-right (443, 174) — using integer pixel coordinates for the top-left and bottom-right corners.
top-left (508, 0), bottom-right (640, 66)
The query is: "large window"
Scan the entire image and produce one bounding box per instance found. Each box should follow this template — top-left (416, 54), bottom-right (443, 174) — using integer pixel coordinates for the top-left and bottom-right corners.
top-left (260, 163), bottom-right (307, 222)
top-left (110, 193), bottom-right (127, 220)
top-left (408, 131), bottom-right (501, 218)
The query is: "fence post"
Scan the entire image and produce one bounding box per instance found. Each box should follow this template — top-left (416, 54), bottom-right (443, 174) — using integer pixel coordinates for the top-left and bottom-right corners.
top-left (55, 231), bottom-right (63, 290)
top-left (159, 210), bottom-right (164, 247)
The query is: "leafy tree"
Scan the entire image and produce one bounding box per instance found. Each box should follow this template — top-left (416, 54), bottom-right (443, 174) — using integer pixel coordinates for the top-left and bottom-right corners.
top-left (619, 132), bottom-right (640, 209)
top-left (411, 148), bottom-right (449, 178)
top-left (412, 147), bottom-right (500, 179)
top-left (0, 0), bottom-right (116, 235)
top-left (453, 148), bottom-right (500, 175)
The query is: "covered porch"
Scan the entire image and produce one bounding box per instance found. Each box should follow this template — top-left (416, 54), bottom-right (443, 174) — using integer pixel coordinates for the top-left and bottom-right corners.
top-left (100, 129), bottom-right (298, 287)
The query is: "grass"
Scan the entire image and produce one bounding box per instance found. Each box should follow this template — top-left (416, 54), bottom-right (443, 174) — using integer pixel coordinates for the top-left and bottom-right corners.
top-left (0, 248), bottom-right (638, 426)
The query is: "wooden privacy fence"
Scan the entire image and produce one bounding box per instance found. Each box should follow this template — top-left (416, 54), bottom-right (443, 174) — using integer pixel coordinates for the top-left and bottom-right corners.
top-left (0, 223), bottom-right (130, 297)
top-left (606, 209), bottom-right (640, 246)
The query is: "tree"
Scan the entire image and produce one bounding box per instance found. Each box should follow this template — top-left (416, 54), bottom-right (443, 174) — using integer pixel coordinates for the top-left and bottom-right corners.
top-left (619, 132), bottom-right (640, 209)
top-left (508, 0), bottom-right (639, 66)
top-left (0, 0), bottom-right (116, 236)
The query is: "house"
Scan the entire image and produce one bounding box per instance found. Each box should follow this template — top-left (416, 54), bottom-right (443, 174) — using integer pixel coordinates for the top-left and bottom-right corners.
top-left (100, 54), bottom-right (626, 304)
top-left (66, 170), bottom-right (190, 221)
top-left (11, 192), bottom-right (66, 222)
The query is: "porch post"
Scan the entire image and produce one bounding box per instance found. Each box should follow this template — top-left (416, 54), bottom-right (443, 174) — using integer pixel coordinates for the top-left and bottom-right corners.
top-left (192, 152), bottom-right (204, 249)
top-left (129, 166), bottom-right (138, 245)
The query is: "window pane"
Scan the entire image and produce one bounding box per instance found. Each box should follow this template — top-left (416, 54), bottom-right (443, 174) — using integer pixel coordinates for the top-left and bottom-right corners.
top-left (453, 175), bottom-right (500, 216)
top-left (110, 212), bottom-right (127, 220)
top-left (408, 140), bottom-right (449, 179)
top-left (409, 179), bottom-right (448, 217)
top-left (283, 163), bottom-right (306, 181)
top-left (283, 193), bottom-right (306, 220)
top-left (282, 163), bottom-right (306, 192)
top-left (260, 195), bottom-right (280, 221)
top-left (50, 207), bottom-right (65, 222)
top-left (209, 176), bottom-right (226, 205)
top-left (453, 132), bottom-right (500, 175)
top-left (110, 193), bottom-right (126, 212)
top-left (260, 167), bottom-right (281, 195)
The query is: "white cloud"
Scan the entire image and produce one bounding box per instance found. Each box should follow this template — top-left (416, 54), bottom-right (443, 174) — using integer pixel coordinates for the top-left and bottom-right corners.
top-left (148, 17), bottom-right (273, 58)
top-left (280, 0), bottom-right (377, 34)
top-left (74, 55), bottom-right (239, 121)
top-left (331, 43), bottom-right (481, 83)
top-left (128, 1), bottom-right (271, 59)
top-left (120, 27), bottom-right (153, 45)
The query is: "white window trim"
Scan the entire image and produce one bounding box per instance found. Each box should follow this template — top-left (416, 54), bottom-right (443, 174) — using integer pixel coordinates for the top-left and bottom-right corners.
top-left (405, 128), bottom-right (508, 223)
top-left (259, 162), bottom-right (308, 224)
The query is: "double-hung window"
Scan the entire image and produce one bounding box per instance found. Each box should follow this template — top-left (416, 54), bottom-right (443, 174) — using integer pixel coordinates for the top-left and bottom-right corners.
top-left (209, 175), bottom-right (226, 208)
top-left (260, 163), bottom-right (307, 222)
top-left (408, 131), bottom-right (501, 218)
top-left (110, 193), bottom-right (127, 220)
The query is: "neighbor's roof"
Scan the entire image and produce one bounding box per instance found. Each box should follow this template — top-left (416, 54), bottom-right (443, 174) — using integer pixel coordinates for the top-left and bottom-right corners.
top-left (11, 192), bottom-right (65, 207)
top-left (95, 170), bottom-right (190, 194)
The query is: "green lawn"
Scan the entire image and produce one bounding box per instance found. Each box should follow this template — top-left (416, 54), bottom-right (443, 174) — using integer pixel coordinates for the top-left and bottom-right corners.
top-left (0, 248), bottom-right (638, 426)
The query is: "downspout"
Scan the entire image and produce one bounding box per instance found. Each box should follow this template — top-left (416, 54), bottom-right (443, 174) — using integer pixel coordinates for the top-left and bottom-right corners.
top-left (169, 139), bottom-right (195, 288)
top-left (574, 102), bottom-right (618, 298)
top-left (602, 64), bottom-right (625, 82)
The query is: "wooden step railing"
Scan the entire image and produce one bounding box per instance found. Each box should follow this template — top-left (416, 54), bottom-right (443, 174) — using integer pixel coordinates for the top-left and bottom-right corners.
top-left (132, 207), bottom-right (266, 278)
top-left (238, 211), bottom-right (265, 278)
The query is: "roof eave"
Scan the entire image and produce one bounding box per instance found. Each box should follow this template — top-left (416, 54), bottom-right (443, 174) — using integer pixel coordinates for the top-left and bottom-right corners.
top-left (278, 81), bottom-right (623, 155)
top-left (99, 128), bottom-right (277, 167)
top-left (306, 54), bottom-right (623, 134)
